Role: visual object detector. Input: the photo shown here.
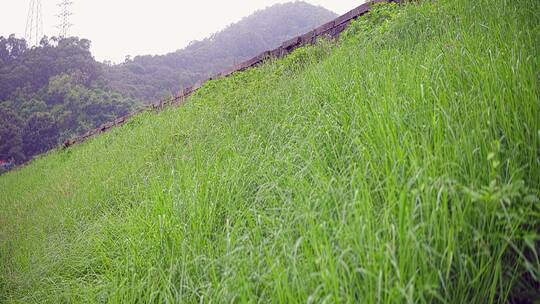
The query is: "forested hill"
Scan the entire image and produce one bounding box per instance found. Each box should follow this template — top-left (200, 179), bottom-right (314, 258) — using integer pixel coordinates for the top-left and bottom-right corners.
top-left (0, 36), bottom-right (141, 164)
top-left (105, 1), bottom-right (337, 102)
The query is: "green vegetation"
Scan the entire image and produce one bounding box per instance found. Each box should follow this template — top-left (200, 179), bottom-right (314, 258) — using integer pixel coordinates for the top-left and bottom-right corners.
top-left (105, 1), bottom-right (336, 102)
top-left (0, 37), bottom-right (141, 163)
top-left (0, 2), bottom-right (335, 163)
top-left (1, 0), bottom-right (539, 302)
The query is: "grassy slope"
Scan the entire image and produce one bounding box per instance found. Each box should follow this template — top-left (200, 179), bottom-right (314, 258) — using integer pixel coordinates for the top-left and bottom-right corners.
top-left (1, 0), bottom-right (539, 302)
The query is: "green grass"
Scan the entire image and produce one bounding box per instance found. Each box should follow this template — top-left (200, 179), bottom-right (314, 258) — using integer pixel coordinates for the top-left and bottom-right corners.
top-left (1, 0), bottom-right (539, 302)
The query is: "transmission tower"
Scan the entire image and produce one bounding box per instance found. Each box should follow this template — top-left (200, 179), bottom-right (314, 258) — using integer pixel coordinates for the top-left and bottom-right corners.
top-left (57, 0), bottom-right (74, 38)
top-left (25, 0), bottom-right (44, 46)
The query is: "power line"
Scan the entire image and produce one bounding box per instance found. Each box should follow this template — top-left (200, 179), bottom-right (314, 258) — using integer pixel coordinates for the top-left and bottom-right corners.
top-left (25, 0), bottom-right (43, 46)
top-left (57, 0), bottom-right (74, 38)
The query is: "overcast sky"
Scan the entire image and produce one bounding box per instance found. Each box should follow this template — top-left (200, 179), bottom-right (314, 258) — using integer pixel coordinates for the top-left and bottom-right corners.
top-left (1, 1), bottom-right (364, 63)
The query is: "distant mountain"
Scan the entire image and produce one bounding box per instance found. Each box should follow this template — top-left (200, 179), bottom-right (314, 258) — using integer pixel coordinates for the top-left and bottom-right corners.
top-left (105, 1), bottom-right (337, 102)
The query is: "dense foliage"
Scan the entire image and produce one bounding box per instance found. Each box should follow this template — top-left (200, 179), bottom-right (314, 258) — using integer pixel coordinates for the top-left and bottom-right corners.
top-left (1, 0), bottom-right (539, 303)
top-left (0, 36), bottom-right (141, 163)
top-left (105, 1), bottom-right (337, 102)
top-left (0, 2), bottom-right (335, 164)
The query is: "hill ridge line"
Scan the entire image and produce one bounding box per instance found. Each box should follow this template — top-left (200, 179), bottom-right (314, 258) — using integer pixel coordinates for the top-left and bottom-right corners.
top-left (55, 0), bottom-right (397, 154)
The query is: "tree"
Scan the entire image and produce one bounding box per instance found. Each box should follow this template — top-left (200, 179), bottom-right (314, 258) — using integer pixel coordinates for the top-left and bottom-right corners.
top-left (6, 34), bottom-right (27, 60)
top-left (22, 113), bottom-right (59, 157)
top-left (0, 36), bottom-right (9, 64)
top-left (0, 107), bottom-right (25, 162)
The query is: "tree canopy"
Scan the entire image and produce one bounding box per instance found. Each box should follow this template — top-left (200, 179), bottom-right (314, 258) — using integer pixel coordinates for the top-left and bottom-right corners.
top-left (0, 36), bottom-right (141, 163)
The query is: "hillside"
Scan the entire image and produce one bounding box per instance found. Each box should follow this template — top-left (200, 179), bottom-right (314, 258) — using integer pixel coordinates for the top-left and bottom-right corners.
top-left (0, 2), bottom-right (335, 165)
top-left (1, 0), bottom-right (539, 303)
top-left (104, 1), bottom-right (337, 102)
top-left (0, 37), bottom-right (141, 164)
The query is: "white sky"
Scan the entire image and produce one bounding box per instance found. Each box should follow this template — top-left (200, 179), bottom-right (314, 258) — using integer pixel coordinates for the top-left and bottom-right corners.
top-left (0, 1), bottom-right (364, 63)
